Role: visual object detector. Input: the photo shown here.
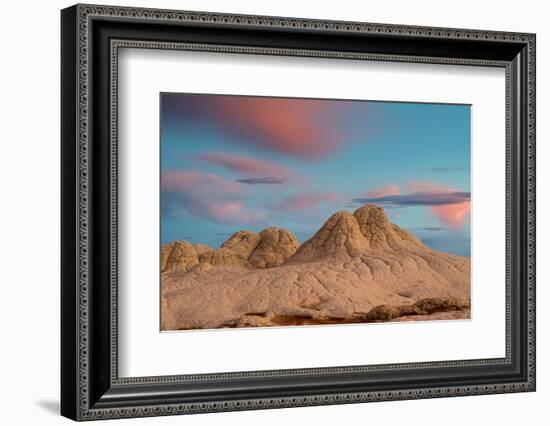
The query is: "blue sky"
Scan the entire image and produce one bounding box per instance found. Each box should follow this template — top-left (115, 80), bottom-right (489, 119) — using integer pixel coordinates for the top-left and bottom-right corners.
top-left (161, 93), bottom-right (471, 256)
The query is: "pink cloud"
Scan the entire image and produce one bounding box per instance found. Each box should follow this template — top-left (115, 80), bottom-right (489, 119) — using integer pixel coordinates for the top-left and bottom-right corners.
top-left (367, 184), bottom-right (400, 198)
top-left (278, 192), bottom-right (338, 211)
top-left (407, 181), bottom-right (456, 194)
top-left (433, 201), bottom-right (471, 229)
top-left (197, 152), bottom-right (292, 178)
top-left (161, 170), bottom-right (241, 193)
top-left (407, 181), bottom-right (470, 228)
top-left (161, 170), bottom-right (267, 226)
top-left (211, 97), bottom-right (346, 161)
top-left (203, 201), bottom-right (266, 225)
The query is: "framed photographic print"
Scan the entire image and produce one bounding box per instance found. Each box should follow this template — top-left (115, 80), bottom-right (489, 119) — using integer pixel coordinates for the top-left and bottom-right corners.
top-left (61, 4), bottom-right (536, 421)
top-left (159, 93), bottom-right (473, 331)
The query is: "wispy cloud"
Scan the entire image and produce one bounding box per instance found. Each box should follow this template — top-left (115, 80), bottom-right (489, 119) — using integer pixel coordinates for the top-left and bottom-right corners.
top-left (367, 184), bottom-right (400, 198)
top-left (162, 170), bottom-right (241, 193)
top-left (413, 226), bottom-right (446, 231)
top-left (278, 192), bottom-right (338, 211)
top-left (236, 176), bottom-right (290, 185)
top-left (210, 97), bottom-right (346, 161)
top-left (432, 202), bottom-right (471, 229)
top-left (161, 170), bottom-right (267, 226)
top-left (407, 181), bottom-right (456, 194)
top-left (197, 152), bottom-right (292, 178)
top-left (353, 192), bottom-right (470, 207)
top-left (165, 95), bottom-right (365, 161)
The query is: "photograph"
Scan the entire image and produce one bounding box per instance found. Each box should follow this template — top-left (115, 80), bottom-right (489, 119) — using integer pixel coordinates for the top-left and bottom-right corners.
top-left (160, 93), bottom-right (472, 331)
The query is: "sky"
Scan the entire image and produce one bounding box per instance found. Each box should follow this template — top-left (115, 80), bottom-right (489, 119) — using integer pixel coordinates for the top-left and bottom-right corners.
top-left (160, 93), bottom-right (471, 256)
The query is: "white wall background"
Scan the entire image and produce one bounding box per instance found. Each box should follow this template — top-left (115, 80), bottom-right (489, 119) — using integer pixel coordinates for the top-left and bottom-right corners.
top-left (0, 0), bottom-right (546, 424)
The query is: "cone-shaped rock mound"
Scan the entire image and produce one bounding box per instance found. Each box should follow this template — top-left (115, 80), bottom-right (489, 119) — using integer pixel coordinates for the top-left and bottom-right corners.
top-left (289, 211), bottom-right (368, 262)
top-left (166, 227), bottom-right (301, 272)
top-left (289, 205), bottom-right (424, 263)
top-left (161, 241), bottom-right (198, 273)
top-left (249, 227), bottom-right (300, 268)
top-left (354, 204), bottom-right (424, 250)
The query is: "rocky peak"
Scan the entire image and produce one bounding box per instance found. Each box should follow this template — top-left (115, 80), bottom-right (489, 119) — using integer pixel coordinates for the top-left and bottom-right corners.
top-left (196, 228), bottom-right (299, 269)
top-left (289, 211), bottom-right (368, 262)
top-left (354, 204), bottom-right (389, 230)
top-left (193, 243), bottom-right (214, 255)
top-left (354, 204), bottom-right (394, 249)
top-left (161, 205), bottom-right (425, 271)
top-left (353, 204), bottom-right (424, 249)
top-left (161, 241), bottom-right (199, 273)
top-left (220, 230), bottom-right (261, 258)
top-left (248, 227), bottom-right (300, 268)
top-left (198, 230), bottom-right (260, 268)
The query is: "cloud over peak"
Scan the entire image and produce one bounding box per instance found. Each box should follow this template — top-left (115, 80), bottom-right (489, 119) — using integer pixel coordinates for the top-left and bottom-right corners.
top-left (355, 181), bottom-right (470, 229)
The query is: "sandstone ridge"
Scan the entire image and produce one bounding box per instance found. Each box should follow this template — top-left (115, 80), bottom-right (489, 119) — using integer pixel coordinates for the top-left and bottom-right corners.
top-left (161, 227), bottom-right (300, 273)
top-left (161, 205), bottom-right (424, 272)
top-left (161, 205), bottom-right (471, 330)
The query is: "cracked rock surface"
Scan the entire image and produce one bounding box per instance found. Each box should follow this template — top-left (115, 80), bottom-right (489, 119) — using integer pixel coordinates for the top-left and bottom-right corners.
top-left (161, 205), bottom-right (471, 330)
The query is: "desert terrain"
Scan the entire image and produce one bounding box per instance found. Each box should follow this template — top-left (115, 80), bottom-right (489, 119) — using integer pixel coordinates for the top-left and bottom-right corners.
top-left (161, 205), bottom-right (470, 330)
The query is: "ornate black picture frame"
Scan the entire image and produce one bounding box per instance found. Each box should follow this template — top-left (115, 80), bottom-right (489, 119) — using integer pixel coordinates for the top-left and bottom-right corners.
top-left (61, 4), bottom-right (536, 421)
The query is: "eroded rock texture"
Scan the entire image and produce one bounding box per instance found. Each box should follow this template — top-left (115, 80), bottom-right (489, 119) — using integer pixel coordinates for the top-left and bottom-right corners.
top-left (249, 227), bottom-right (300, 269)
top-left (161, 241), bottom-right (198, 274)
top-left (161, 205), bottom-right (471, 330)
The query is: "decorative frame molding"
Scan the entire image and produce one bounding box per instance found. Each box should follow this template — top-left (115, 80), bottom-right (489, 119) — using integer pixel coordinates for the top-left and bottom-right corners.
top-left (61, 4), bottom-right (535, 421)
